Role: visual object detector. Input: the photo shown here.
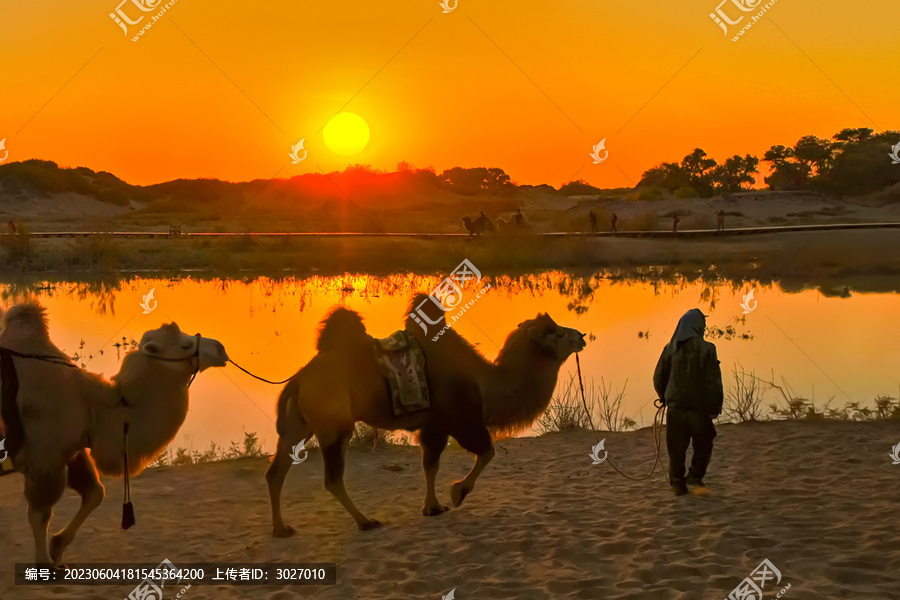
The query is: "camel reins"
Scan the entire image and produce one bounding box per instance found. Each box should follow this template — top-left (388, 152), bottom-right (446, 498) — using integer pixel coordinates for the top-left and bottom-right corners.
top-left (119, 332), bottom-right (203, 530)
top-left (226, 359), bottom-right (294, 385)
top-left (134, 332), bottom-right (204, 388)
top-left (0, 337), bottom-right (205, 528)
top-left (574, 353), bottom-right (668, 483)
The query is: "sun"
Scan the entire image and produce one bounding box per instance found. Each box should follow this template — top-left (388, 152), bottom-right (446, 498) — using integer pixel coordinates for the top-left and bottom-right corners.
top-left (322, 112), bottom-right (370, 156)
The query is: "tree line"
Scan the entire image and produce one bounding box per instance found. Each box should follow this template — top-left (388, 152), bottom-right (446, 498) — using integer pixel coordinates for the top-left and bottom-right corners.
top-left (637, 128), bottom-right (900, 198)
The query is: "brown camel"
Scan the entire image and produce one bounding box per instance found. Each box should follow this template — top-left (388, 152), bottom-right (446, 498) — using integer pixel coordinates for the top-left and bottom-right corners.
top-left (266, 294), bottom-right (586, 537)
top-left (0, 303), bottom-right (228, 565)
top-left (462, 212), bottom-right (495, 235)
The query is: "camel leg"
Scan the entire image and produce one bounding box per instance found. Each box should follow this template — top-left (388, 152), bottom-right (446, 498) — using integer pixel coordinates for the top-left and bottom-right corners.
top-left (50, 451), bottom-right (105, 564)
top-left (266, 416), bottom-right (311, 539)
top-left (450, 426), bottom-right (495, 508)
top-left (420, 427), bottom-right (450, 516)
top-left (321, 431), bottom-right (381, 530)
top-left (24, 466), bottom-right (66, 565)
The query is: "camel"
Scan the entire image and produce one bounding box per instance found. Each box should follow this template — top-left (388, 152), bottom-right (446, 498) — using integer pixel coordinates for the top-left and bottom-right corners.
top-left (462, 212), bottom-right (495, 235)
top-left (266, 293), bottom-right (586, 537)
top-left (0, 303), bottom-right (228, 565)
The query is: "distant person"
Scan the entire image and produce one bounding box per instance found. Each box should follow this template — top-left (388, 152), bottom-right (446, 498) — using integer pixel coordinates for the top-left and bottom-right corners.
top-left (717, 210), bottom-right (725, 231)
top-left (653, 309), bottom-right (723, 496)
top-left (610, 212), bottom-right (618, 233)
top-left (514, 208), bottom-right (524, 227)
top-left (589, 210), bottom-right (597, 233)
top-left (672, 213), bottom-right (680, 233)
top-left (7, 221), bottom-right (15, 234)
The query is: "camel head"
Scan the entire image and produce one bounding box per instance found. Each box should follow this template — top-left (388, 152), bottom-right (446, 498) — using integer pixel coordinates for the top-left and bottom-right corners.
top-left (518, 313), bottom-right (586, 362)
top-left (91, 323), bottom-right (228, 477)
top-left (139, 322), bottom-right (228, 372)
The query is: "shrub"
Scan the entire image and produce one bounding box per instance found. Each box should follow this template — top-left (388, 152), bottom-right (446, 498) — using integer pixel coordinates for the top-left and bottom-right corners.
top-left (673, 186), bottom-right (699, 199)
top-left (597, 377), bottom-right (635, 432)
top-left (0, 225), bottom-right (34, 269)
top-left (722, 364), bottom-right (766, 422)
top-left (66, 235), bottom-right (121, 270)
top-left (537, 375), bottom-right (596, 433)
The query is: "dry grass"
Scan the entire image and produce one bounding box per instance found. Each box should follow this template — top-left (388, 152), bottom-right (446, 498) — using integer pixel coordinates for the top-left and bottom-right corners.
top-left (722, 364), bottom-right (766, 422)
top-left (538, 375), bottom-right (636, 434)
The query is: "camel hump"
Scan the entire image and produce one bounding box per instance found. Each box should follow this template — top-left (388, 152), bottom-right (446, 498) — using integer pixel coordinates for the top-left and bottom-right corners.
top-left (0, 302), bottom-right (68, 360)
top-left (1, 302), bottom-right (50, 335)
top-left (316, 306), bottom-right (368, 351)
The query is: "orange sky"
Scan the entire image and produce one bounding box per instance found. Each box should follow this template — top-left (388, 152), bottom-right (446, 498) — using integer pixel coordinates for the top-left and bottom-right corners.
top-left (2, 0), bottom-right (898, 189)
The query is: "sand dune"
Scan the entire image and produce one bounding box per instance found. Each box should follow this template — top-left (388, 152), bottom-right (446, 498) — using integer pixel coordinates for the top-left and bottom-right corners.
top-left (1, 420), bottom-right (899, 599)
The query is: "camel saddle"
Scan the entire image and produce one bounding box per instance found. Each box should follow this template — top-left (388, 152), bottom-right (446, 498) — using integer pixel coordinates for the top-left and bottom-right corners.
top-left (372, 330), bottom-right (430, 416)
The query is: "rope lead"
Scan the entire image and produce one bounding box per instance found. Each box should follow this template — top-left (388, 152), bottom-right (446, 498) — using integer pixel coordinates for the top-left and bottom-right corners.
top-left (228, 359), bottom-right (294, 385)
top-left (575, 353), bottom-right (667, 483)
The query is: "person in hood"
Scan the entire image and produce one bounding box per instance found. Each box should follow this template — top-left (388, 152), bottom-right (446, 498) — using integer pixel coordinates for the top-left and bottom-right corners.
top-left (653, 309), bottom-right (723, 496)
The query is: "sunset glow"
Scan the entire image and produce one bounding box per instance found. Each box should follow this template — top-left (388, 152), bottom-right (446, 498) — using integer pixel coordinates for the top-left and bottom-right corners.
top-left (1, 1), bottom-right (896, 187)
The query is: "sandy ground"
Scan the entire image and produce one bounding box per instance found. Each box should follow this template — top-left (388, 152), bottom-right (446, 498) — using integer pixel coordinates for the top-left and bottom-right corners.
top-left (2, 421), bottom-right (899, 599)
top-left (0, 191), bottom-right (136, 225)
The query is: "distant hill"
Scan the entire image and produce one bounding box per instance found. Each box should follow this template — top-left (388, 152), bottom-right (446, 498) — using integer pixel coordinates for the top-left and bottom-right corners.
top-left (0, 161), bottom-right (566, 216)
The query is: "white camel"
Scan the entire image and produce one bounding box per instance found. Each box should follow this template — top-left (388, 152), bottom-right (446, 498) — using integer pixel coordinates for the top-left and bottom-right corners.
top-left (0, 302), bottom-right (228, 565)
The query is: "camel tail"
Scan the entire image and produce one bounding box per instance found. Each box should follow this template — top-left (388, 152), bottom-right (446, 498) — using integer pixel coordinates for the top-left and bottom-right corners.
top-left (315, 306), bottom-right (367, 352)
top-left (275, 376), bottom-right (301, 437)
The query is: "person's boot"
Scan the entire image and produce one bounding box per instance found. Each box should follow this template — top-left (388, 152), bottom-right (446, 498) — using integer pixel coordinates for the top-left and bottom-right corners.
top-left (671, 479), bottom-right (688, 496)
top-left (686, 468), bottom-right (705, 487)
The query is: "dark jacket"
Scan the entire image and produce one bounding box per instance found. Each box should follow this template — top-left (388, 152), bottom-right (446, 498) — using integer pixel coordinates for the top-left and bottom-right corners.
top-left (653, 336), bottom-right (723, 416)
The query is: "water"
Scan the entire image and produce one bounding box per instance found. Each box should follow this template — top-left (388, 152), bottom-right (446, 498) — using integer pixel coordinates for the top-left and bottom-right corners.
top-left (1, 273), bottom-right (896, 454)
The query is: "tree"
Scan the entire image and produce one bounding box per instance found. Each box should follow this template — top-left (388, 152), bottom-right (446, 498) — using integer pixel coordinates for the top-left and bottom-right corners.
top-left (821, 130), bottom-right (900, 195)
top-left (559, 179), bottom-right (604, 196)
top-left (793, 135), bottom-right (834, 178)
top-left (681, 148), bottom-right (718, 197)
top-left (637, 162), bottom-right (689, 193)
top-left (712, 154), bottom-right (759, 193)
top-left (763, 145), bottom-right (794, 166)
top-left (763, 144), bottom-right (808, 190)
top-left (832, 128), bottom-right (873, 145)
top-left (438, 167), bottom-right (514, 195)
top-left (482, 167), bottom-right (513, 193)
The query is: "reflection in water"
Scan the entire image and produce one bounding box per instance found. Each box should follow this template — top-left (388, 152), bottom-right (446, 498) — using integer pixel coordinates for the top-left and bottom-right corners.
top-left (0, 271), bottom-right (894, 453)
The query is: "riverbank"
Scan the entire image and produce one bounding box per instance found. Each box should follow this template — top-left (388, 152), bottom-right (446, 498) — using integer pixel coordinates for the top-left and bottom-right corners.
top-left (2, 229), bottom-right (900, 295)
